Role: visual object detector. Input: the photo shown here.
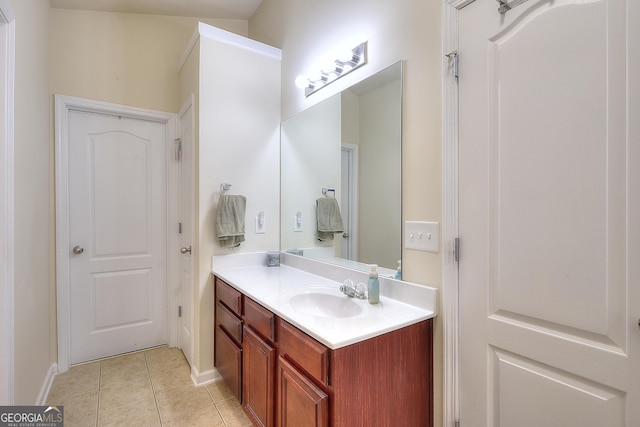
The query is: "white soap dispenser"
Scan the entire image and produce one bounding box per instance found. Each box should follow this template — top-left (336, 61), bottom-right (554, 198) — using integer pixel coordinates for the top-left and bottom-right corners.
top-left (368, 264), bottom-right (380, 304)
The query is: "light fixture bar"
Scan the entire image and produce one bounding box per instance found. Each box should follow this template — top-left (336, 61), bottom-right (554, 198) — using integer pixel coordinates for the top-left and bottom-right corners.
top-left (296, 41), bottom-right (368, 97)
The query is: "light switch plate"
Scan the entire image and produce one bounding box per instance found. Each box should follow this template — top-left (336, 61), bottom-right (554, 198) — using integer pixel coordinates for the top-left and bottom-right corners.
top-left (255, 215), bottom-right (266, 234)
top-left (293, 213), bottom-right (302, 232)
top-left (405, 221), bottom-right (439, 252)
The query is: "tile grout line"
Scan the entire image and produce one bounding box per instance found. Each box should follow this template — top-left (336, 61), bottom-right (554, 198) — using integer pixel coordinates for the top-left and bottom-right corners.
top-left (144, 351), bottom-right (165, 426)
top-left (95, 360), bottom-right (102, 427)
top-left (205, 386), bottom-right (230, 427)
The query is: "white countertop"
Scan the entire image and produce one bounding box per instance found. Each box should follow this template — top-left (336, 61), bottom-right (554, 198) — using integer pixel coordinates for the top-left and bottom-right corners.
top-left (212, 254), bottom-right (437, 350)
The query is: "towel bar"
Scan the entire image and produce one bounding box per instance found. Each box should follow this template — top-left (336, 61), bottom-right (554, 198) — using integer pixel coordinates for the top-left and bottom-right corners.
top-left (321, 187), bottom-right (335, 197)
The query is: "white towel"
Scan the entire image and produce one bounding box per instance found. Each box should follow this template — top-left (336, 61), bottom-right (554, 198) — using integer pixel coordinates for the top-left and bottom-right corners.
top-left (216, 194), bottom-right (246, 248)
top-left (316, 198), bottom-right (344, 241)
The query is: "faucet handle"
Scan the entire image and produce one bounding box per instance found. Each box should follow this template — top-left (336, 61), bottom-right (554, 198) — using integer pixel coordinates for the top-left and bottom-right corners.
top-left (340, 279), bottom-right (357, 297)
top-left (355, 282), bottom-right (367, 299)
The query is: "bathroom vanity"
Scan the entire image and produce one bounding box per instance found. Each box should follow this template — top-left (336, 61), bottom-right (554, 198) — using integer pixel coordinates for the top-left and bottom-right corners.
top-left (213, 259), bottom-right (436, 427)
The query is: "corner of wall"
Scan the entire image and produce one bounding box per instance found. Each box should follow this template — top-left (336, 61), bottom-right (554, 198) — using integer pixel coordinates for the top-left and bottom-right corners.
top-left (36, 363), bottom-right (57, 406)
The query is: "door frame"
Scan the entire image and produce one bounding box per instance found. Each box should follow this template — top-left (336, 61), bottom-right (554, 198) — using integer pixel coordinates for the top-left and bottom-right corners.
top-left (0, 0), bottom-right (14, 406)
top-left (442, 1), bottom-right (474, 426)
top-left (340, 143), bottom-right (358, 261)
top-left (55, 95), bottom-right (178, 373)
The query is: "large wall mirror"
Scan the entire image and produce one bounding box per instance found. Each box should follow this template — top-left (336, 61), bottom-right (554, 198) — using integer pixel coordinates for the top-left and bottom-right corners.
top-left (281, 61), bottom-right (402, 276)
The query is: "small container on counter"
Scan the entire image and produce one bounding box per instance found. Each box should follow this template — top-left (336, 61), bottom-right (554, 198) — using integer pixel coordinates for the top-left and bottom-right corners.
top-left (266, 251), bottom-right (280, 267)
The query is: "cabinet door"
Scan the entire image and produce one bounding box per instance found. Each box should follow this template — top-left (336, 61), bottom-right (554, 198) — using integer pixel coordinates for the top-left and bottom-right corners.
top-left (215, 325), bottom-right (242, 401)
top-left (243, 326), bottom-right (275, 427)
top-left (277, 356), bottom-right (328, 427)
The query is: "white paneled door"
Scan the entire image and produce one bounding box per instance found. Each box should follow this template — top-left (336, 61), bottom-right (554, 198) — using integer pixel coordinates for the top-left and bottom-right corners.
top-left (68, 110), bottom-right (168, 364)
top-left (458, 0), bottom-right (639, 425)
top-left (177, 99), bottom-right (194, 367)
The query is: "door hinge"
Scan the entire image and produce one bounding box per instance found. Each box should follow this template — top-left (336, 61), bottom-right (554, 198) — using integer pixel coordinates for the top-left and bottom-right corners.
top-left (178, 222), bottom-right (182, 234)
top-left (178, 305), bottom-right (182, 317)
top-left (455, 420), bottom-right (460, 427)
top-left (454, 237), bottom-right (460, 263)
top-left (497, 0), bottom-right (529, 14)
top-left (174, 138), bottom-right (182, 161)
top-left (446, 51), bottom-right (459, 79)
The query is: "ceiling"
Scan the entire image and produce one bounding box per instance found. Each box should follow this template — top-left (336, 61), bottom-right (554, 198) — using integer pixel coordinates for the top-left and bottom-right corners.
top-left (49, 0), bottom-right (264, 20)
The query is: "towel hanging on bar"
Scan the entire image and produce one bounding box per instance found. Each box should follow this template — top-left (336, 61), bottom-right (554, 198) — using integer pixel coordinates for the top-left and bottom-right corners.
top-left (316, 197), bottom-right (344, 241)
top-left (216, 194), bottom-right (246, 248)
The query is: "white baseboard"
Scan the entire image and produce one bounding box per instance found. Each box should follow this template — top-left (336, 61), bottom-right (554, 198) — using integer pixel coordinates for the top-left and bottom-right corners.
top-left (190, 366), bottom-right (221, 387)
top-left (37, 363), bottom-right (58, 405)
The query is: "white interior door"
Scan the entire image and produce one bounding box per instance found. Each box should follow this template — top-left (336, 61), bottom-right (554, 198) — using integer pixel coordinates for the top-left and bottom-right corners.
top-left (177, 99), bottom-right (194, 367)
top-left (68, 109), bottom-right (168, 364)
top-left (458, 0), bottom-right (639, 425)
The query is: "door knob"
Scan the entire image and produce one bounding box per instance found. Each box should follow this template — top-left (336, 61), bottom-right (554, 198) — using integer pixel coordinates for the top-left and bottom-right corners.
top-left (343, 233), bottom-right (350, 239)
top-left (180, 246), bottom-right (192, 255)
top-left (72, 245), bottom-right (84, 254)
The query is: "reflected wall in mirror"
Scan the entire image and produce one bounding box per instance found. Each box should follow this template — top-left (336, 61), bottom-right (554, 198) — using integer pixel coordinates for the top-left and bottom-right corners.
top-left (281, 61), bottom-right (402, 276)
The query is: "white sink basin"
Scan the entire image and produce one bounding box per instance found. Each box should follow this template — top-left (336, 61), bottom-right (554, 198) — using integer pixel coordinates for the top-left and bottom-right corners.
top-left (289, 289), bottom-right (363, 318)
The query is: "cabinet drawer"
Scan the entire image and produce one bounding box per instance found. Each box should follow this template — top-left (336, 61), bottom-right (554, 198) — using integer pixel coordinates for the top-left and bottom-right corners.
top-left (277, 319), bottom-right (329, 386)
top-left (216, 277), bottom-right (242, 315)
top-left (216, 301), bottom-right (242, 344)
top-left (243, 297), bottom-right (275, 343)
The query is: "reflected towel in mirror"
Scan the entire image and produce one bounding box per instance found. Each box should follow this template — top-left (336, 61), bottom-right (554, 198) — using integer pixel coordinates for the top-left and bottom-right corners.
top-left (216, 194), bottom-right (246, 247)
top-left (316, 197), bottom-right (344, 241)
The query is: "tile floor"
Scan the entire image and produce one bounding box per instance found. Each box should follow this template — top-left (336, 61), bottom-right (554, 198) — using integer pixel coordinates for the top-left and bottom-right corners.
top-left (46, 346), bottom-right (252, 427)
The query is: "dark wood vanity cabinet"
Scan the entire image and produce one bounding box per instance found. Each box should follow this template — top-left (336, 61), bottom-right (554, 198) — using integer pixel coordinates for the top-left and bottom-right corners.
top-left (214, 275), bottom-right (433, 427)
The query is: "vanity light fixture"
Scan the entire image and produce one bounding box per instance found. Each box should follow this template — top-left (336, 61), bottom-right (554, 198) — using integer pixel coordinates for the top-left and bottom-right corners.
top-left (295, 41), bottom-right (368, 97)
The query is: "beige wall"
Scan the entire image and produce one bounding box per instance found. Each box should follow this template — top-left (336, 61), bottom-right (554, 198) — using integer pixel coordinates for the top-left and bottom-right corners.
top-left (9, 0), bottom-right (53, 404)
top-left (51, 10), bottom-right (249, 113)
top-left (250, 0), bottom-right (443, 424)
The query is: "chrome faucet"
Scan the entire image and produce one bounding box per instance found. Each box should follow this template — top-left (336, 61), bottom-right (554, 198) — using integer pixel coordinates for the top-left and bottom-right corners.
top-left (340, 280), bottom-right (367, 299)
